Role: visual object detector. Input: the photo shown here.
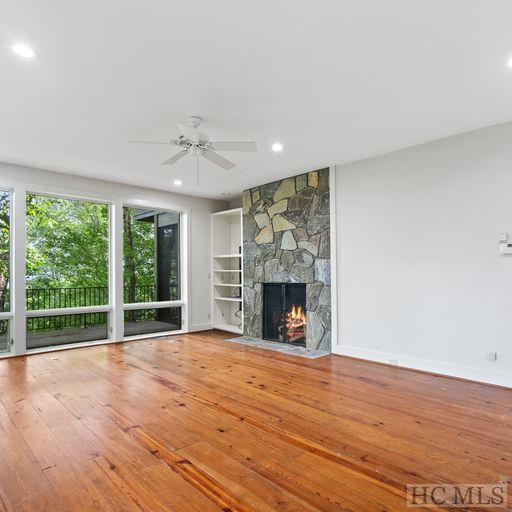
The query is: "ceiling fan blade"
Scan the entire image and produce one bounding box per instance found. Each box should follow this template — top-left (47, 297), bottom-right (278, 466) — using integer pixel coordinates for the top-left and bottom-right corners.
top-left (161, 149), bottom-right (189, 166)
top-left (201, 149), bottom-right (236, 170)
top-left (178, 123), bottom-right (199, 142)
top-left (126, 139), bottom-right (178, 145)
top-left (210, 141), bottom-right (257, 152)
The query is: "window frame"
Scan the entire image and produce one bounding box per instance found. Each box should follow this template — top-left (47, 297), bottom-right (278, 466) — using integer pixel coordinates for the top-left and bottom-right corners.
top-left (0, 181), bottom-right (189, 357)
top-left (121, 203), bottom-right (186, 341)
top-left (0, 189), bottom-right (13, 354)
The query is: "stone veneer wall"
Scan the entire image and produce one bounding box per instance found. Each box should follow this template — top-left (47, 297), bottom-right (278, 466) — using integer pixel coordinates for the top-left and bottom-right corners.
top-left (243, 168), bottom-right (331, 351)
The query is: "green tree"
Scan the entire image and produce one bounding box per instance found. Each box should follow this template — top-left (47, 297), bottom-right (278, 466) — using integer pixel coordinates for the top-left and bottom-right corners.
top-left (26, 194), bottom-right (110, 307)
top-left (0, 192), bottom-right (10, 312)
top-left (25, 198), bottom-right (159, 310)
top-left (123, 207), bottom-right (156, 302)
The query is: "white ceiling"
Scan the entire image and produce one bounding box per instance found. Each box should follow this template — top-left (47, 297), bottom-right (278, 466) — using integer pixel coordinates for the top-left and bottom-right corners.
top-left (2, 1), bottom-right (512, 199)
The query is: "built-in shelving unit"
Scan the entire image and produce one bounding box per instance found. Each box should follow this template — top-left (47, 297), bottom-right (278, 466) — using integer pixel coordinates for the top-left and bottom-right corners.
top-left (211, 208), bottom-right (243, 335)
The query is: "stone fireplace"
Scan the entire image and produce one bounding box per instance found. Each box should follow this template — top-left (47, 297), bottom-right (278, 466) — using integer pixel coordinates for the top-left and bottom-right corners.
top-left (243, 168), bottom-right (331, 351)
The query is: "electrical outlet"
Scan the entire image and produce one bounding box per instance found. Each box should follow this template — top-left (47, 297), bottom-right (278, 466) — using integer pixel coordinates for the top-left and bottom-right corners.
top-left (388, 358), bottom-right (398, 366)
top-left (207, 313), bottom-right (211, 319)
top-left (486, 352), bottom-right (498, 361)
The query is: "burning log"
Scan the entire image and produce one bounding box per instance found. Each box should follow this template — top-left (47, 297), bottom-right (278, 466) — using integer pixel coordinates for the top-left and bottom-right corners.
top-left (285, 305), bottom-right (306, 343)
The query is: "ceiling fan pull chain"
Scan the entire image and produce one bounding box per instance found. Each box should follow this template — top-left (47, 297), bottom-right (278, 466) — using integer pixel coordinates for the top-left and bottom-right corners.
top-left (196, 155), bottom-right (200, 187)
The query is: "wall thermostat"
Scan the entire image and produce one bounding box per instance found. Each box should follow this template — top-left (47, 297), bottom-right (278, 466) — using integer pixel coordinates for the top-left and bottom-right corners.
top-left (500, 242), bottom-right (512, 255)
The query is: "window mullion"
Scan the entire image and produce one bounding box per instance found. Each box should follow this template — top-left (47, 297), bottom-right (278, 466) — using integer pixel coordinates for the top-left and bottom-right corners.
top-left (110, 201), bottom-right (124, 341)
top-left (12, 185), bottom-right (26, 355)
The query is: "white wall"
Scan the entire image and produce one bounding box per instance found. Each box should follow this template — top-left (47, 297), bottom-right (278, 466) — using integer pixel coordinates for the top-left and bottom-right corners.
top-left (0, 162), bottom-right (227, 332)
top-left (228, 196), bottom-right (243, 209)
top-left (335, 122), bottom-right (512, 387)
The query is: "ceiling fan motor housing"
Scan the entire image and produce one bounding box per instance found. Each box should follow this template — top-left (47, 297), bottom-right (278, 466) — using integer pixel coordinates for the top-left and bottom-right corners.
top-left (127, 115), bottom-right (255, 170)
top-left (187, 116), bottom-right (203, 128)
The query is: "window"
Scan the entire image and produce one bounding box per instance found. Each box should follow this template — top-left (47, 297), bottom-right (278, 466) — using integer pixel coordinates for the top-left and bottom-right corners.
top-left (0, 191), bottom-right (10, 313)
top-left (25, 194), bottom-right (109, 348)
top-left (26, 194), bottom-right (110, 309)
top-left (0, 191), bottom-right (10, 353)
top-left (123, 207), bottom-right (181, 335)
top-left (123, 207), bottom-right (180, 303)
top-left (124, 307), bottom-right (181, 337)
top-left (26, 313), bottom-right (108, 350)
top-left (0, 186), bottom-right (187, 355)
top-left (0, 320), bottom-right (8, 352)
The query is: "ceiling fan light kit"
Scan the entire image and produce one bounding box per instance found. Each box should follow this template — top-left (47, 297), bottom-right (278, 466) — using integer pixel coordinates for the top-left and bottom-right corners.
top-left (127, 116), bottom-right (257, 174)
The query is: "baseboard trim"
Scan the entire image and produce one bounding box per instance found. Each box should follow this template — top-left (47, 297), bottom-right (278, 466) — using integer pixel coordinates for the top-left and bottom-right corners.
top-left (189, 323), bottom-right (213, 333)
top-left (335, 345), bottom-right (512, 388)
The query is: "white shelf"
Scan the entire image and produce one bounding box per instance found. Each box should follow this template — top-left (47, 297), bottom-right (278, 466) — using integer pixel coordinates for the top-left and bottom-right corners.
top-left (215, 323), bottom-right (243, 335)
top-left (212, 207), bottom-right (243, 334)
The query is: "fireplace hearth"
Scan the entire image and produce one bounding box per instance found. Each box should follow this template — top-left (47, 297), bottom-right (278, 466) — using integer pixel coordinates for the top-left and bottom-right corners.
top-left (263, 283), bottom-right (307, 346)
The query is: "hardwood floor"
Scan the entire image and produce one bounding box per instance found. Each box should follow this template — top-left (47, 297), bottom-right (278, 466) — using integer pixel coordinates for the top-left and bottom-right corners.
top-left (0, 330), bottom-right (510, 511)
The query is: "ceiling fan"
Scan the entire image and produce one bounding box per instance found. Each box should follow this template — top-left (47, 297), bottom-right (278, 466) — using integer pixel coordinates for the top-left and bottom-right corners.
top-left (126, 116), bottom-right (257, 170)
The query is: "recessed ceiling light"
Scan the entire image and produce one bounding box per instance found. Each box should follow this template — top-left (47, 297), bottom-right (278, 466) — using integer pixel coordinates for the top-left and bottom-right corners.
top-left (11, 43), bottom-right (38, 59)
top-left (507, 56), bottom-right (512, 68)
top-left (173, 179), bottom-right (183, 186)
top-left (271, 142), bottom-right (284, 153)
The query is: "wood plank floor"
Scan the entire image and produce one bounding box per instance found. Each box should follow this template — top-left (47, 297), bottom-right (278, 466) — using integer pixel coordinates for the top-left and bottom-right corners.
top-left (0, 330), bottom-right (510, 511)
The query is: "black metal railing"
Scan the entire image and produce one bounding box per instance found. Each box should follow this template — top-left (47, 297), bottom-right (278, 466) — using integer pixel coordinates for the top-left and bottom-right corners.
top-left (123, 284), bottom-right (159, 305)
top-left (0, 284), bottom-right (181, 340)
top-left (26, 286), bottom-right (109, 311)
top-left (6, 284), bottom-right (179, 333)
top-left (0, 283), bottom-right (179, 312)
top-left (25, 284), bottom-right (178, 309)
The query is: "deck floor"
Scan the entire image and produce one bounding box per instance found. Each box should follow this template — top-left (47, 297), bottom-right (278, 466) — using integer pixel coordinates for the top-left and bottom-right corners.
top-left (0, 330), bottom-right (510, 511)
top-left (25, 320), bottom-right (179, 349)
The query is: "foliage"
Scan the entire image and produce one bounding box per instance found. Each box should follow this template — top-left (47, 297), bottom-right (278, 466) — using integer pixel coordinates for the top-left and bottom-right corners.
top-left (26, 194), bottom-right (110, 289)
top-left (0, 192), bottom-right (10, 311)
top-left (123, 208), bottom-right (156, 291)
top-left (1, 196), bottom-right (178, 315)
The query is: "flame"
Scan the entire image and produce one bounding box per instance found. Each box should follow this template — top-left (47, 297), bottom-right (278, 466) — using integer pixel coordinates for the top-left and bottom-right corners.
top-left (285, 305), bottom-right (306, 342)
top-left (289, 305), bottom-right (306, 323)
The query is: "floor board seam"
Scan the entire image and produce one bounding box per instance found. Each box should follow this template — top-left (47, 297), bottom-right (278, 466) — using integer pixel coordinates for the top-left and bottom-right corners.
top-left (121, 361), bottom-right (413, 501)
top-left (98, 403), bottom-right (253, 512)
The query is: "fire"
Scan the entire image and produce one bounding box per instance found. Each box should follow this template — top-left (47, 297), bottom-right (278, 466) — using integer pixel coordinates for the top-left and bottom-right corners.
top-left (285, 305), bottom-right (306, 343)
top-left (289, 305), bottom-right (306, 323)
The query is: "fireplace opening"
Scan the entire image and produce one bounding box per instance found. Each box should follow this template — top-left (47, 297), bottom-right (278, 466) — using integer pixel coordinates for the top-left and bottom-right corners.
top-left (262, 283), bottom-right (306, 346)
